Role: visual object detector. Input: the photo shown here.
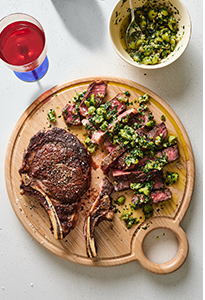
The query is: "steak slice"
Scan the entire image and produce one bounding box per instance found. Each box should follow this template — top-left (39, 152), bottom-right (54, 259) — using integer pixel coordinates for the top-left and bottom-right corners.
top-left (104, 139), bottom-right (119, 153)
top-left (160, 144), bottom-right (179, 163)
top-left (100, 109), bottom-right (139, 173)
top-left (101, 145), bottom-right (127, 174)
top-left (19, 127), bottom-right (91, 239)
top-left (107, 108), bottom-right (138, 131)
top-left (107, 93), bottom-right (127, 114)
top-left (79, 80), bottom-right (107, 117)
top-left (82, 118), bottom-right (96, 137)
top-left (112, 169), bottom-right (146, 181)
top-left (129, 107), bottom-right (153, 127)
top-left (112, 169), bottom-right (164, 192)
top-left (83, 177), bottom-right (114, 258)
top-left (115, 123), bottom-right (167, 171)
top-left (132, 188), bottom-right (172, 208)
top-left (152, 171), bottom-right (164, 190)
top-left (112, 169), bottom-right (146, 191)
top-left (82, 93), bottom-right (127, 141)
top-left (147, 122), bottom-right (168, 140)
top-left (116, 144), bottom-right (179, 172)
top-left (62, 104), bottom-right (81, 126)
top-left (116, 152), bottom-right (148, 171)
top-left (91, 130), bottom-right (106, 145)
top-left (91, 107), bottom-right (137, 145)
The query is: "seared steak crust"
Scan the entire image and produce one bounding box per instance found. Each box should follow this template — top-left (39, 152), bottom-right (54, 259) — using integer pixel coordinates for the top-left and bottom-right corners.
top-left (19, 127), bottom-right (91, 204)
top-left (19, 127), bottom-right (91, 238)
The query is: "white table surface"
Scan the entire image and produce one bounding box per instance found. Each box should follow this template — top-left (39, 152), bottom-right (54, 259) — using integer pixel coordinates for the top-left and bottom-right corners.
top-left (0, 1), bottom-right (203, 299)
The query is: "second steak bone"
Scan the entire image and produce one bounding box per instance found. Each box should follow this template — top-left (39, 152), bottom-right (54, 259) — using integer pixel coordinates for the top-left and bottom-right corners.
top-left (83, 177), bottom-right (114, 258)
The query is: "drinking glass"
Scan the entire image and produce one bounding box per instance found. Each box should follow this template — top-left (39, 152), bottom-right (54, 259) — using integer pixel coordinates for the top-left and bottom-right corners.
top-left (0, 13), bottom-right (49, 82)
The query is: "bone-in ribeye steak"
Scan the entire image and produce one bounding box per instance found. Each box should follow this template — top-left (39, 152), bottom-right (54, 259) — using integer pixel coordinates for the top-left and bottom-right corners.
top-left (19, 127), bottom-right (91, 239)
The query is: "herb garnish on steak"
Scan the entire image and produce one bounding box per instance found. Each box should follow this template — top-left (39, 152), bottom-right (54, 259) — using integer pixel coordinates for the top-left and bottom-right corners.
top-left (61, 83), bottom-right (179, 230)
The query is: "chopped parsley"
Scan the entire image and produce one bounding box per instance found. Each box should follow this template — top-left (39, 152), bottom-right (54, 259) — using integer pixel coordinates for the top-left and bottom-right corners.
top-left (120, 210), bottom-right (139, 229)
top-left (47, 108), bottom-right (56, 122)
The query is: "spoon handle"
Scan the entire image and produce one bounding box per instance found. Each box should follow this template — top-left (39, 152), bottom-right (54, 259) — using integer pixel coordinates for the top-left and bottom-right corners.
top-left (129, 0), bottom-right (135, 20)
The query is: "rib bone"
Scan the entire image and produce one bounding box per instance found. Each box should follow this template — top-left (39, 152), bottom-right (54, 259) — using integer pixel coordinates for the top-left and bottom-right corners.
top-left (30, 183), bottom-right (63, 240)
top-left (84, 177), bottom-right (114, 258)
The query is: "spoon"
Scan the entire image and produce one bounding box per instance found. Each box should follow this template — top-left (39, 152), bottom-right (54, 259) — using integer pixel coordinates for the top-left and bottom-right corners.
top-left (126, 0), bottom-right (141, 48)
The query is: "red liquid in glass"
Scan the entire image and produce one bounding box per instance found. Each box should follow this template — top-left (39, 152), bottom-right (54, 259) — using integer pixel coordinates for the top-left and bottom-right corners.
top-left (0, 21), bottom-right (45, 66)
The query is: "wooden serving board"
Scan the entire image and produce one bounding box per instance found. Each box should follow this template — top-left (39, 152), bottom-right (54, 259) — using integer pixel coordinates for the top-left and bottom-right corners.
top-left (5, 76), bottom-right (195, 274)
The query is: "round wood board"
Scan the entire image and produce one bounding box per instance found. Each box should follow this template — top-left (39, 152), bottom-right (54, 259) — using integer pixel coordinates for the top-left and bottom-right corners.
top-left (5, 76), bottom-right (195, 274)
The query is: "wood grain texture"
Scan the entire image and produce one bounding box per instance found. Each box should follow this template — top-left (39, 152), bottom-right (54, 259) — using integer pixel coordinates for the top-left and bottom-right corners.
top-left (5, 76), bottom-right (195, 273)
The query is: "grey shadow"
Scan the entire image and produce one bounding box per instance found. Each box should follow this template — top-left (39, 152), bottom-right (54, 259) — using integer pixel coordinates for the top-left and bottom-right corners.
top-left (51, 0), bottom-right (106, 50)
top-left (28, 81), bottom-right (52, 105)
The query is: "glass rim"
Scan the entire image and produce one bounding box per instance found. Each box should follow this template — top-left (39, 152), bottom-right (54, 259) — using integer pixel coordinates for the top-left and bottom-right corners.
top-left (0, 12), bottom-right (47, 72)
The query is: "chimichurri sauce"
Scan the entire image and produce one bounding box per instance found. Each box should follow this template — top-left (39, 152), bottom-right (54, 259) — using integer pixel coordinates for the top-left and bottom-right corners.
top-left (123, 2), bottom-right (179, 65)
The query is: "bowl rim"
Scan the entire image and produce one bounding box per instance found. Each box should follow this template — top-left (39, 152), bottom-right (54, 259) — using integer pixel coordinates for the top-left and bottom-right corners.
top-left (108, 0), bottom-right (192, 70)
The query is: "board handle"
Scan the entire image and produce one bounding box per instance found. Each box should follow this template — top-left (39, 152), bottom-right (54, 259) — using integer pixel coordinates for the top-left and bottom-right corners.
top-left (132, 218), bottom-right (189, 274)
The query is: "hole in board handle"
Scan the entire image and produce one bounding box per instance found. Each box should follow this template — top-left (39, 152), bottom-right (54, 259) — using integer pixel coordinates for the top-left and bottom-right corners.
top-left (142, 228), bottom-right (178, 264)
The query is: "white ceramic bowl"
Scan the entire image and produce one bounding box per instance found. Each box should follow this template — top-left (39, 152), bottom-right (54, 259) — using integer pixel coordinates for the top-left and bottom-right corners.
top-left (109, 0), bottom-right (191, 69)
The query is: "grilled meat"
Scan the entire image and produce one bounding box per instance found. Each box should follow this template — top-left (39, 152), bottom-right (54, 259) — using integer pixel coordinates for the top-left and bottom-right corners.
top-left (83, 177), bottom-right (114, 258)
top-left (112, 169), bottom-right (164, 192)
top-left (79, 80), bottom-right (107, 117)
top-left (90, 93), bottom-right (127, 145)
top-left (62, 104), bottom-right (81, 126)
top-left (146, 122), bottom-right (168, 140)
top-left (132, 188), bottom-right (172, 208)
top-left (115, 122), bottom-right (168, 171)
top-left (101, 145), bottom-right (127, 174)
top-left (19, 127), bottom-right (91, 239)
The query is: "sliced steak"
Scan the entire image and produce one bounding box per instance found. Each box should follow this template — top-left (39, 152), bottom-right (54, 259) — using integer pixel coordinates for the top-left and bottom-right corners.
top-left (112, 169), bottom-right (163, 192)
top-left (107, 108), bottom-right (138, 131)
top-left (132, 188), bottom-right (172, 207)
top-left (19, 127), bottom-right (91, 239)
top-left (115, 123), bottom-right (167, 171)
top-left (82, 118), bottom-right (95, 136)
top-left (91, 130), bottom-right (107, 145)
top-left (112, 169), bottom-right (147, 191)
top-left (92, 108), bottom-right (138, 145)
top-left (152, 171), bottom-right (164, 190)
top-left (79, 80), bottom-right (107, 117)
top-left (145, 145), bottom-right (179, 166)
top-left (101, 145), bottom-right (127, 174)
top-left (99, 109), bottom-right (140, 172)
top-left (104, 139), bottom-right (119, 153)
top-left (115, 128), bottom-right (147, 171)
top-left (83, 93), bottom-right (127, 144)
top-left (116, 144), bottom-right (179, 172)
top-left (106, 93), bottom-right (127, 115)
top-left (160, 144), bottom-right (179, 163)
top-left (62, 104), bottom-right (81, 126)
top-left (83, 177), bottom-right (114, 258)
top-left (112, 169), bottom-right (146, 182)
top-left (147, 122), bottom-right (168, 140)
top-left (90, 100), bottom-right (132, 145)
top-left (116, 152), bottom-right (148, 171)
top-left (141, 145), bottom-right (179, 174)
top-left (137, 144), bottom-right (179, 168)
top-left (129, 108), bottom-right (153, 127)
